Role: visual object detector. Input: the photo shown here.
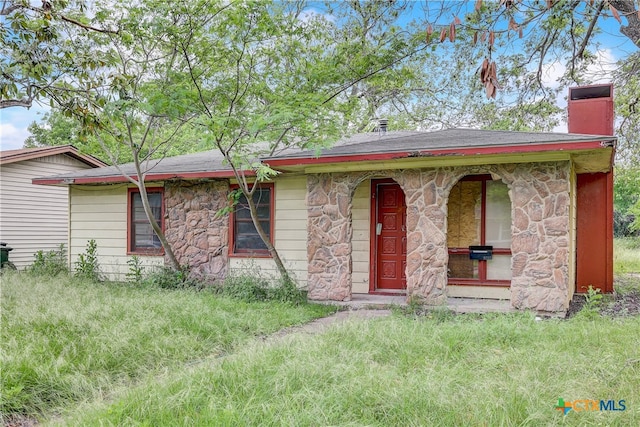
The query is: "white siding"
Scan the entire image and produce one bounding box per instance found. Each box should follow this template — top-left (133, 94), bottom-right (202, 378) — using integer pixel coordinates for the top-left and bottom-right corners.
top-left (0, 155), bottom-right (93, 268)
top-left (69, 185), bottom-right (164, 280)
top-left (229, 175), bottom-right (309, 286)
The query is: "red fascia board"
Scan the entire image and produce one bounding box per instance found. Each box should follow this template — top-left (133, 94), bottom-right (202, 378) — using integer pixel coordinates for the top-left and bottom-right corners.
top-left (32, 169), bottom-right (248, 185)
top-left (265, 140), bottom-right (612, 167)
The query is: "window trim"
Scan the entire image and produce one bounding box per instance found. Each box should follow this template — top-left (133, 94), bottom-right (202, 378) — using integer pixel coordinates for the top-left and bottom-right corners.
top-left (228, 183), bottom-right (275, 258)
top-left (127, 187), bottom-right (165, 256)
top-left (447, 175), bottom-right (511, 286)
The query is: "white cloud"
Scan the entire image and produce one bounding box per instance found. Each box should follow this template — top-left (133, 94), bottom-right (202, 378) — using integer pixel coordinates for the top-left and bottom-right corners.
top-left (583, 48), bottom-right (617, 83)
top-left (0, 122), bottom-right (31, 150)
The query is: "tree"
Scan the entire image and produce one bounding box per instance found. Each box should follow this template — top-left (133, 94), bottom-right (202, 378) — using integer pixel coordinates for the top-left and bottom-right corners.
top-left (6, 0), bottom-right (640, 281)
top-left (171, 1), bottom-right (469, 283)
top-left (1, 0), bottom-right (117, 109)
top-left (24, 111), bottom-right (80, 148)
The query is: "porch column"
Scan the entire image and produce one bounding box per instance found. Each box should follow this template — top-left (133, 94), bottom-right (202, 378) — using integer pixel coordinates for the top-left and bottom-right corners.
top-left (507, 162), bottom-right (571, 312)
top-left (395, 170), bottom-right (450, 304)
top-left (306, 173), bottom-right (360, 301)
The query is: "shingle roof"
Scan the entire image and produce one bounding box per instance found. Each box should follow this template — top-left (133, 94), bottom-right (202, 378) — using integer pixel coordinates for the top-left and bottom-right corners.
top-left (0, 145), bottom-right (107, 167)
top-left (33, 149), bottom-right (232, 184)
top-left (265, 128), bottom-right (616, 160)
top-left (32, 128), bottom-right (616, 185)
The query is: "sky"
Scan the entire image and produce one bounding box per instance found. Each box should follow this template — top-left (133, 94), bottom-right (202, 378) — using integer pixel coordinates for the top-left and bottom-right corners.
top-left (1, 1), bottom-right (637, 151)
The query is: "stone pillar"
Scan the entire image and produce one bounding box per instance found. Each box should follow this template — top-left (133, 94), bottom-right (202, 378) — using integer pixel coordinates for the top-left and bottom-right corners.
top-left (306, 173), bottom-right (364, 301)
top-left (506, 162), bottom-right (571, 312)
top-left (164, 180), bottom-right (229, 281)
top-left (394, 169), bottom-right (450, 304)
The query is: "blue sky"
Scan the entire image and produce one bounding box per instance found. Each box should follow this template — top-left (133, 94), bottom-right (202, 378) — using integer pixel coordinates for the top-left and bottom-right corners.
top-left (1, 1), bottom-right (637, 151)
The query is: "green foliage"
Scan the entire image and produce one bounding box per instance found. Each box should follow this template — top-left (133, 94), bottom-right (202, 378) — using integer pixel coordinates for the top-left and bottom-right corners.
top-left (125, 256), bottom-right (144, 284)
top-left (142, 266), bottom-right (201, 290)
top-left (28, 244), bottom-right (68, 276)
top-left (614, 52), bottom-right (640, 165)
top-left (614, 166), bottom-right (640, 236)
top-left (584, 285), bottom-right (603, 310)
top-left (1, 1), bottom-right (117, 109)
top-left (221, 268), bottom-right (306, 304)
top-left (74, 239), bottom-right (101, 281)
top-left (574, 285), bottom-right (605, 320)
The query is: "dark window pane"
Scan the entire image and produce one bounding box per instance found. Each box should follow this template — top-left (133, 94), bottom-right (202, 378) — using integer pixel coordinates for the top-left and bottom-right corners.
top-left (233, 187), bottom-right (271, 253)
top-left (235, 206), bottom-right (252, 220)
top-left (131, 191), bottom-right (162, 251)
top-left (256, 205), bottom-right (270, 219)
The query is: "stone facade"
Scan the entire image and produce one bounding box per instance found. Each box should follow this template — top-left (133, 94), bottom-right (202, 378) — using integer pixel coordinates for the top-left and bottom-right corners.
top-left (305, 161), bottom-right (571, 312)
top-left (306, 173), bottom-right (368, 300)
top-left (164, 180), bottom-right (230, 281)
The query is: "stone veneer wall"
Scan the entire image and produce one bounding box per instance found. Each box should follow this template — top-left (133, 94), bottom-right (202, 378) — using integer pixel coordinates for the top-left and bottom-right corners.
top-left (164, 180), bottom-right (230, 281)
top-left (306, 173), bottom-right (364, 300)
top-left (306, 161), bottom-right (571, 312)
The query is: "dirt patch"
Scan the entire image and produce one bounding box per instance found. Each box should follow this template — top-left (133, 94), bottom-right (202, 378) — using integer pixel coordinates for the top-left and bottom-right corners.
top-left (565, 295), bottom-right (586, 318)
top-left (567, 274), bottom-right (640, 319)
top-left (601, 289), bottom-right (640, 318)
top-left (1, 415), bottom-right (38, 427)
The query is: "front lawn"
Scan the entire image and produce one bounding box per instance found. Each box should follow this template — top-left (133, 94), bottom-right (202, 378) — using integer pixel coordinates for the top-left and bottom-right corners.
top-left (0, 273), bottom-right (335, 419)
top-left (65, 311), bottom-right (640, 426)
top-left (614, 237), bottom-right (640, 274)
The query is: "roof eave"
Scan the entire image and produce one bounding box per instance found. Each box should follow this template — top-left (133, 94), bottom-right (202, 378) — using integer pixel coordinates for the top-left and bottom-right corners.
top-left (265, 139), bottom-right (615, 168)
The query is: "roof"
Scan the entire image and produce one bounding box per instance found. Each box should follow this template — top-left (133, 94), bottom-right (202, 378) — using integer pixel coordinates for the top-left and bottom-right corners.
top-left (0, 145), bottom-right (107, 168)
top-left (32, 128), bottom-right (616, 185)
top-left (264, 128), bottom-right (616, 164)
top-left (32, 149), bottom-right (236, 185)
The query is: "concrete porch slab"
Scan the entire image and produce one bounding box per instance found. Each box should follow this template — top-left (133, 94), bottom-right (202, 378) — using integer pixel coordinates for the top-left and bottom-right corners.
top-left (315, 294), bottom-right (517, 314)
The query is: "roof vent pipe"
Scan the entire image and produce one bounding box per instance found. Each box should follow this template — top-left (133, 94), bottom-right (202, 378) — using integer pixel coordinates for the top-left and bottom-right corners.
top-left (376, 118), bottom-right (388, 134)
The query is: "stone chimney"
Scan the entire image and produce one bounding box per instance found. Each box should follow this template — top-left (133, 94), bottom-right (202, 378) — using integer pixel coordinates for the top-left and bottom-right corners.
top-left (568, 84), bottom-right (614, 136)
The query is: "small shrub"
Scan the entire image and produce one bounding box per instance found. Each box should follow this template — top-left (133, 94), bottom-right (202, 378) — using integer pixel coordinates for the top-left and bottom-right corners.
top-left (268, 277), bottom-right (307, 304)
top-left (221, 268), bottom-right (306, 304)
top-left (126, 256), bottom-right (144, 284)
top-left (74, 239), bottom-right (102, 281)
top-left (222, 273), bottom-right (270, 302)
top-left (143, 266), bottom-right (202, 290)
top-left (29, 244), bottom-right (68, 276)
top-left (575, 285), bottom-right (604, 319)
top-left (584, 285), bottom-right (603, 309)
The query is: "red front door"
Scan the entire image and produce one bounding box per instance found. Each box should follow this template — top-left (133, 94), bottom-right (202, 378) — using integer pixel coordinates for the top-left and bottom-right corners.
top-left (371, 180), bottom-right (406, 292)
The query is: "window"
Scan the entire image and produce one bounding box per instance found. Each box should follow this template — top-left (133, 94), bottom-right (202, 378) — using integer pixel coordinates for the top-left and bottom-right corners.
top-left (447, 175), bottom-right (512, 285)
top-left (230, 184), bottom-right (273, 257)
top-left (128, 188), bottom-right (164, 255)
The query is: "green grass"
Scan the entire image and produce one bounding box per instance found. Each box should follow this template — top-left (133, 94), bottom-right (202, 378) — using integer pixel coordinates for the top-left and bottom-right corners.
top-left (614, 237), bottom-right (640, 274)
top-left (63, 313), bottom-right (640, 426)
top-left (0, 273), bottom-right (336, 418)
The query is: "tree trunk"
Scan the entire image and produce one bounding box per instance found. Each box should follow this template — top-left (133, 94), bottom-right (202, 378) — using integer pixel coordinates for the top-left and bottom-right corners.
top-left (135, 182), bottom-right (181, 270)
top-left (245, 189), bottom-right (293, 285)
top-left (610, 0), bottom-right (640, 49)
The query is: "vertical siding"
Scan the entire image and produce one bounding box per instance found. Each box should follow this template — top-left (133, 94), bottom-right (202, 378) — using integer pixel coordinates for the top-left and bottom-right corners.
top-left (69, 185), bottom-right (164, 280)
top-left (0, 155), bottom-right (93, 268)
top-left (352, 179), bottom-right (371, 294)
top-left (229, 175), bottom-right (309, 286)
